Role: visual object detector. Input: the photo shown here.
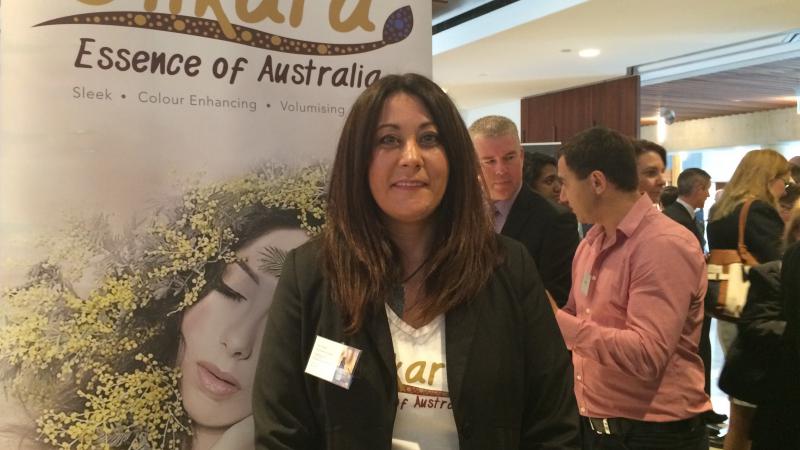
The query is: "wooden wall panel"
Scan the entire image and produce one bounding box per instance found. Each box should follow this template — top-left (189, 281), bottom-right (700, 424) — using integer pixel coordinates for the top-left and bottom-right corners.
top-left (521, 75), bottom-right (640, 143)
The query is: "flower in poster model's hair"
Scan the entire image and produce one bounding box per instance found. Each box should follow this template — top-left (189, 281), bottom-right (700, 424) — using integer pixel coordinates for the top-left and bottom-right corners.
top-left (0, 164), bottom-right (327, 449)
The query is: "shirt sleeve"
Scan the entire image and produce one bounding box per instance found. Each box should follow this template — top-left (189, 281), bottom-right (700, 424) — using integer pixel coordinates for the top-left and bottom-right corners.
top-left (558, 234), bottom-right (705, 380)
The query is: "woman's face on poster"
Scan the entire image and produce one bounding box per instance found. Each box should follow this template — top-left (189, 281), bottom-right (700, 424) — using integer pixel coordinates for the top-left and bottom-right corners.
top-left (178, 227), bottom-right (308, 427)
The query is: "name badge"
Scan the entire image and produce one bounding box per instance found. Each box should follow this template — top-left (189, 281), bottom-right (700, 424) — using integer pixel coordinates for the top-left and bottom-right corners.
top-left (580, 272), bottom-right (591, 296)
top-left (305, 335), bottom-right (362, 389)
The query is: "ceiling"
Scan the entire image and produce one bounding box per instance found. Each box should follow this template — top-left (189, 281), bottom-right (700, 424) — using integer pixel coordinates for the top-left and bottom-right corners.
top-left (432, 0), bottom-right (800, 120)
top-left (640, 56), bottom-right (800, 124)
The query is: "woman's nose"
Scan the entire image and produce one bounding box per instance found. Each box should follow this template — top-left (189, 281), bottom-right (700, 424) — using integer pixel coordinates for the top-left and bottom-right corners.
top-left (220, 317), bottom-right (260, 360)
top-left (399, 140), bottom-right (422, 167)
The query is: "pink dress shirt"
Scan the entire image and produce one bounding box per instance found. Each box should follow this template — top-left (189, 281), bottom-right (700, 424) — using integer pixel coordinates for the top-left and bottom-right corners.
top-left (555, 194), bottom-right (711, 421)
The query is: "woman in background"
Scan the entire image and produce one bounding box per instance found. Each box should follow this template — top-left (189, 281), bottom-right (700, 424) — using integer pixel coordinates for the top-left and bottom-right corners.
top-left (632, 139), bottom-right (667, 206)
top-left (253, 73), bottom-right (580, 449)
top-left (522, 151), bottom-right (562, 203)
top-left (706, 148), bottom-right (789, 450)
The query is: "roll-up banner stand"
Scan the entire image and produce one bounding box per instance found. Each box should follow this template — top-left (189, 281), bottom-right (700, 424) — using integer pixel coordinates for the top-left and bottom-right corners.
top-left (0, 2), bottom-right (430, 448)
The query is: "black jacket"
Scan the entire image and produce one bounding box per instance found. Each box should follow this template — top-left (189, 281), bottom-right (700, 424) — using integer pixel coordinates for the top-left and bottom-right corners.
top-left (707, 200), bottom-right (783, 263)
top-left (663, 201), bottom-right (702, 246)
top-left (501, 186), bottom-right (579, 306)
top-left (253, 236), bottom-right (581, 450)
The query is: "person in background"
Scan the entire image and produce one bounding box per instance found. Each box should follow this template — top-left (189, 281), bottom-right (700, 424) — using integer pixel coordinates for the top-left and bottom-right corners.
top-left (731, 199), bottom-right (800, 450)
top-left (633, 139), bottom-right (667, 207)
top-left (778, 183), bottom-right (800, 223)
top-left (554, 126), bottom-right (710, 450)
top-left (252, 73), bottom-right (581, 450)
top-left (707, 148), bottom-right (790, 450)
top-left (662, 168), bottom-right (727, 429)
top-left (660, 185), bottom-right (679, 209)
top-left (470, 115), bottom-right (579, 306)
top-left (523, 151), bottom-right (562, 203)
top-left (788, 155), bottom-right (800, 184)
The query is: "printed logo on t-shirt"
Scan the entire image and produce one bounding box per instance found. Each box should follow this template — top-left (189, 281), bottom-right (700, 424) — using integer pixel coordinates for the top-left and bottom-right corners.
top-left (396, 360), bottom-right (452, 410)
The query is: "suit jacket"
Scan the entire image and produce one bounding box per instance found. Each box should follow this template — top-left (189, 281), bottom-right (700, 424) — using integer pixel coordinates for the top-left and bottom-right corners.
top-left (501, 186), bottom-right (579, 306)
top-left (253, 236), bottom-right (580, 450)
top-left (663, 201), bottom-right (702, 246)
top-left (707, 200), bottom-right (784, 263)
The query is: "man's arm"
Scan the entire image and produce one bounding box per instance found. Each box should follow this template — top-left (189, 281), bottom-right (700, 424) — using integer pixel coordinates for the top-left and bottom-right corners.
top-left (555, 234), bottom-right (705, 380)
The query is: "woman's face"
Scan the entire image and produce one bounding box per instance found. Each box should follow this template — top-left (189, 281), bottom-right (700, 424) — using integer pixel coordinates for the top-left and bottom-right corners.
top-left (769, 175), bottom-right (789, 201)
top-left (533, 163), bottom-right (561, 203)
top-left (368, 92), bottom-right (449, 230)
top-left (178, 227), bottom-right (308, 428)
top-left (637, 150), bottom-right (666, 204)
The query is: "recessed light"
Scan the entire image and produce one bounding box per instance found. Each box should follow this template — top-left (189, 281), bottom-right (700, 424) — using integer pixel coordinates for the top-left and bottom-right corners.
top-left (578, 48), bottom-right (600, 58)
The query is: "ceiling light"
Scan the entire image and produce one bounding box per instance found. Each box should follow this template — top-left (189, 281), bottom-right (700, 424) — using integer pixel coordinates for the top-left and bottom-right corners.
top-left (578, 48), bottom-right (600, 58)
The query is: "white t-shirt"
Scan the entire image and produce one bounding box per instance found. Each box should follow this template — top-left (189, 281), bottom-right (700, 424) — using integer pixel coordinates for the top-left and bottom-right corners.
top-left (386, 304), bottom-right (459, 450)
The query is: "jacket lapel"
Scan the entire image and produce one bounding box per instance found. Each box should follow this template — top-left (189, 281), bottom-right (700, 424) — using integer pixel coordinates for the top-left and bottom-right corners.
top-left (362, 303), bottom-right (397, 383)
top-left (445, 293), bottom-right (483, 406)
top-left (501, 186), bottom-right (534, 239)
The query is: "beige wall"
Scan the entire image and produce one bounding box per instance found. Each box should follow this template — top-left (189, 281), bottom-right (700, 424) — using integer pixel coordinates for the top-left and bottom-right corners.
top-left (641, 107), bottom-right (800, 151)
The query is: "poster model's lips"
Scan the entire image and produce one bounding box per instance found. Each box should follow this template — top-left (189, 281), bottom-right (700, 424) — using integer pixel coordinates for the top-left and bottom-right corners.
top-left (34, 6), bottom-right (413, 56)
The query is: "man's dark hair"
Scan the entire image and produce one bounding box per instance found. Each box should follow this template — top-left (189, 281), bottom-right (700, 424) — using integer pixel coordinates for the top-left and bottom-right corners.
top-left (660, 186), bottom-right (679, 208)
top-left (632, 139), bottom-right (667, 165)
top-left (522, 151), bottom-right (557, 187)
top-left (557, 126), bottom-right (638, 192)
top-left (677, 168), bottom-right (711, 197)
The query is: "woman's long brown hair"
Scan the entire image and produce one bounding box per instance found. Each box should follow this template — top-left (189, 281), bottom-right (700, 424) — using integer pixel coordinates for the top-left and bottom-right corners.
top-left (322, 73), bottom-right (498, 333)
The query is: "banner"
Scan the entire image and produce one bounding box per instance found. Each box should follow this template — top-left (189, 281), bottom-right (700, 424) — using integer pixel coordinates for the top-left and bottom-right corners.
top-left (0, 1), bottom-right (430, 448)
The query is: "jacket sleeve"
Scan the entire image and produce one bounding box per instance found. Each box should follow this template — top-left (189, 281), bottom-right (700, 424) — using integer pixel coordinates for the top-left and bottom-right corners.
top-left (738, 261), bottom-right (785, 346)
top-left (538, 208), bottom-right (580, 307)
top-left (782, 242), bottom-right (800, 364)
top-left (514, 243), bottom-right (581, 449)
top-left (745, 202), bottom-right (784, 263)
top-left (253, 248), bottom-right (321, 450)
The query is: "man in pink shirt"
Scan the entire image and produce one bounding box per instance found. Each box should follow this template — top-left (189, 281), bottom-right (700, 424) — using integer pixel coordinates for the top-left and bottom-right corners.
top-left (553, 127), bottom-right (711, 450)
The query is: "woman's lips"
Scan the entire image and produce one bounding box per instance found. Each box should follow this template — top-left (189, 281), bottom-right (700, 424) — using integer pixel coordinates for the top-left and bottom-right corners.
top-left (197, 362), bottom-right (241, 397)
top-left (392, 180), bottom-right (426, 188)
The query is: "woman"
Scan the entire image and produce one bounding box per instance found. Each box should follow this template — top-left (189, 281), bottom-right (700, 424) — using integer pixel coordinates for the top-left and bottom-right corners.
top-left (739, 198), bottom-right (800, 450)
top-left (632, 139), bottom-right (667, 206)
top-left (253, 73), bottom-right (580, 449)
top-left (0, 166), bottom-right (326, 450)
top-left (706, 148), bottom-right (789, 450)
top-left (522, 151), bottom-right (562, 203)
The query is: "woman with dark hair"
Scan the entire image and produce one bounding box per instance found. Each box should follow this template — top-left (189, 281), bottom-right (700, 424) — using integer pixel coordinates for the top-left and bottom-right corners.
top-left (0, 167), bottom-right (326, 450)
top-left (523, 151), bottom-right (562, 203)
top-left (632, 139), bottom-right (667, 206)
top-left (253, 73), bottom-right (580, 449)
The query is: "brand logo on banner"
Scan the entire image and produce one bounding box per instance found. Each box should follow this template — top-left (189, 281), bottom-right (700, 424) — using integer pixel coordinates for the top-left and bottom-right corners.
top-left (0, 1), bottom-right (431, 448)
top-left (36, 1), bottom-right (414, 87)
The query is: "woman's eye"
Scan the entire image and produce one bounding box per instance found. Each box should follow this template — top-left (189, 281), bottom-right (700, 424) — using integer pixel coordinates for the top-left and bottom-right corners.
top-left (378, 134), bottom-right (400, 146)
top-left (419, 133), bottom-right (440, 147)
top-left (217, 282), bottom-right (247, 302)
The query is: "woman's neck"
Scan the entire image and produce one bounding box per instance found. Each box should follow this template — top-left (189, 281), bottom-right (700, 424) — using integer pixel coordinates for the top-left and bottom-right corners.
top-left (386, 221), bottom-right (434, 275)
top-left (191, 424), bottom-right (224, 450)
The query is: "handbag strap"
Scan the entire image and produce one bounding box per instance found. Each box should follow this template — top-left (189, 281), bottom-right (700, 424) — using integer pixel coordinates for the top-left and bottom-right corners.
top-left (737, 199), bottom-right (759, 266)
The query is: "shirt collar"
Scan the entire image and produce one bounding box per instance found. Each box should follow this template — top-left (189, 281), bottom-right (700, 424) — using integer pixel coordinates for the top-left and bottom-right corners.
top-left (493, 184), bottom-right (522, 219)
top-left (676, 198), bottom-right (696, 218)
top-left (617, 193), bottom-right (655, 238)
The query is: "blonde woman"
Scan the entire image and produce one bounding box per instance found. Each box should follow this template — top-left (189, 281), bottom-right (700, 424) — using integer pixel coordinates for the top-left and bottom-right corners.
top-left (707, 148), bottom-right (790, 450)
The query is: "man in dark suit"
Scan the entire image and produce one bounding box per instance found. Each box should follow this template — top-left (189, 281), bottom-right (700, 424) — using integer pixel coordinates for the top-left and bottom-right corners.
top-left (469, 115), bottom-right (579, 306)
top-left (663, 167), bottom-right (727, 427)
